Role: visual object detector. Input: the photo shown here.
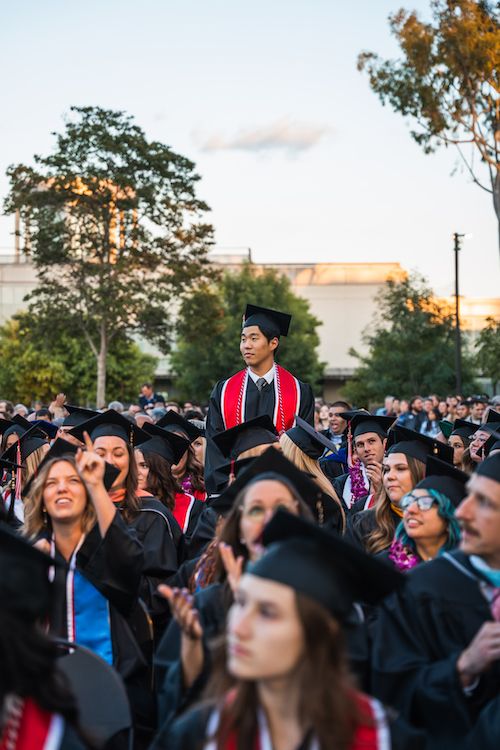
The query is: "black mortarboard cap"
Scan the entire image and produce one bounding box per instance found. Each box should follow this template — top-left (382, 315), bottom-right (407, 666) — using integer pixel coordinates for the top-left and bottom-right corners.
top-left (156, 410), bottom-right (204, 443)
top-left (243, 304), bottom-right (291, 338)
top-left (386, 426), bottom-right (453, 464)
top-left (63, 404), bottom-right (98, 428)
top-left (32, 420), bottom-right (59, 439)
top-left (1, 425), bottom-right (48, 464)
top-left (0, 418), bottom-right (13, 436)
top-left (438, 420), bottom-right (454, 440)
top-left (209, 446), bottom-right (338, 524)
top-left (338, 409), bottom-right (371, 423)
top-left (480, 410), bottom-right (500, 431)
top-left (2, 414), bottom-right (31, 440)
top-left (141, 423), bottom-right (191, 465)
top-left (476, 453), bottom-right (500, 482)
top-left (285, 416), bottom-right (337, 460)
top-left (483, 434), bottom-right (500, 458)
top-left (347, 414), bottom-right (395, 440)
top-left (416, 456), bottom-right (468, 508)
top-left (0, 522), bottom-right (53, 620)
top-left (449, 418), bottom-right (476, 442)
top-left (68, 409), bottom-right (148, 446)
top-left (212, 415), bottom-right (278, 460)
top-left (23, 438), bottom-right (120, 495)
top-left (247, 510), bottom-right (403, 622)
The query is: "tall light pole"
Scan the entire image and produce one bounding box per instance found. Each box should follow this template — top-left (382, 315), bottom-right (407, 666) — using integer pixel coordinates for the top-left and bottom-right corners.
top-left (453, 232), bottom-right (465, 394)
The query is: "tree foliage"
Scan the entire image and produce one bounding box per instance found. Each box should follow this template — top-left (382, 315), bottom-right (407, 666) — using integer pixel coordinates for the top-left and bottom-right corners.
top-left (343, 273), bottom-right (477, 405)
top-left (358, 0), bottom-right (500, 243)
top-left (171, 264), bottom-right (325, 401)
top-left (0, 310), bottom-right (157, 406)
top-left (475, 315), bottom-right (500, 390)
top-left (4, 106), bottom-right (215, 405)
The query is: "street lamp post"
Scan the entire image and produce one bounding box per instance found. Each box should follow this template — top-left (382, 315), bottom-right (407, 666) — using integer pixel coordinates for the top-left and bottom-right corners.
top-left (453, 232), bottom-right (465, 394)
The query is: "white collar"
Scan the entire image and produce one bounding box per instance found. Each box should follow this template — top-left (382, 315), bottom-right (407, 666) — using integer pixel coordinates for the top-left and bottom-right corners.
top-left (247, 364), bottom-right (275, 385)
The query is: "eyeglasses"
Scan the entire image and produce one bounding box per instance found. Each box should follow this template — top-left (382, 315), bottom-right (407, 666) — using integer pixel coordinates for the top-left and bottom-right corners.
top-left (400, 493), bottom-right (436, 512)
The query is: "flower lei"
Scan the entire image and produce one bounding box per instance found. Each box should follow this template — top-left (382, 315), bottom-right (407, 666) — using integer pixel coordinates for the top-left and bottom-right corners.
top-left (388, 539), bottom-right (420, 571)
top-left (347, 424), bottom-right (368, 501)
top-left (180, 476), bottom-right (193, 495)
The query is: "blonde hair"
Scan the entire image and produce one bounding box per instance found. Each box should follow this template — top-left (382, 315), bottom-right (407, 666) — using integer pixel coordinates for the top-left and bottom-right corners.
top-left (279, 433), bottom-right (345, 530)
top-left (23, 445), bottom-right (49, 486)
top-left (23, 457), bottom-right (96, 541)
top-left (237, 442), bottom-right (280, 462)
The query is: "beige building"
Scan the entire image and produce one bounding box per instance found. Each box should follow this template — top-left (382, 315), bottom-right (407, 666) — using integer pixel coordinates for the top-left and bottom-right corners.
top-left (1, 252), bottom-right (499, 400)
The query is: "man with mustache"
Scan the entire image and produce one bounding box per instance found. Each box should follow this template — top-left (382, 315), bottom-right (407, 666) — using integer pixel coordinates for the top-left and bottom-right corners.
top-left (371, 452), bottom-right (500, 749)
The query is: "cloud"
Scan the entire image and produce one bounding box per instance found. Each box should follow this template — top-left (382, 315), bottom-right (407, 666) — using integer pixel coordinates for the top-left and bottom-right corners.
top-left (196, 118), bottom-right (330, 155)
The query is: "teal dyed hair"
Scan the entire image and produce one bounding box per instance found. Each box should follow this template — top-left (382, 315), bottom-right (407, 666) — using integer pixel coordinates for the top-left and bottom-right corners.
top-left (395, 488), bottom-right (461, 552)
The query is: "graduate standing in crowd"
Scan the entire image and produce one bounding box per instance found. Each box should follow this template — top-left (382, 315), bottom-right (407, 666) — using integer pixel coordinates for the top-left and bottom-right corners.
top-left (205, 305), bottom-right (315, 493)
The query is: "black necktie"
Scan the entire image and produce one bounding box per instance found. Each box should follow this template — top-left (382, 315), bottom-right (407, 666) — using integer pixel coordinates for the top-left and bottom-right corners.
top-left (256, 377), bottom-right (267, 392)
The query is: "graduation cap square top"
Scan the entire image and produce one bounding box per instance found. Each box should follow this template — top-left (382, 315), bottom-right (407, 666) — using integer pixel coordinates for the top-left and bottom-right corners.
top-left (156, 410), bottom-right (204, 443)
top-left (0, 521), bottom-right (53, 620)
top-left (243, 304), bottom-right (291, 338)
top-left (450, 418), bottom-right (476, 442)
top-left (141, 423), bottom-right (190, 465)
top-left (68, 409), bottom-right (149, 446)
top-left (247, 509), bottom-right (403, 622)
top-left (23, 438), bottom-right (121, 496)
top-left (386, 425), bottom-right (453, 464)
top-left (63, 404), bottom-right (98, 428)
top-left (344, 413), bottom-right (395, 440)
top-left (480, 409), bottom-right (500, 431)
top-left (483, 434), bottom-right (500, 458)
top-left (438, 420), bottom-right (454, 440)
top-left (2, 414), bottom-right (31, 440)
top-left (416, 455), bottom-right (468, 508)
top-left (1, 425), bottom-right (48, 464)
top-left (285, 416), bottom-right (337, 460)
top-left (476, 452), bottom-right (500, 482)
top-left (212, 414), bottom-right (279, 460)
top-left (209, 445), bottom-right (338, 524)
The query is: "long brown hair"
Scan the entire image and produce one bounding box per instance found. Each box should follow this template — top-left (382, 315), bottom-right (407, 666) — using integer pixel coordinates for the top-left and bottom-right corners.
top-left (207, 592), bottom-right (361, 750)
top-left (365, 454), bottom-right (425, 554)
top-left (141, 451), bottom-right (178, 510)
top-left (190, 479), bottom-right (314, 592)
top-left (179, 445), bottom-right (205, 492)
top-left (23, 457), bottom-right (96, 540)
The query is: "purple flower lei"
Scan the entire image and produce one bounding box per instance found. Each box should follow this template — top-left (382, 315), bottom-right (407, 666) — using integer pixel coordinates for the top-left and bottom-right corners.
top-left (388, 539), bottom-right (420, 572)
top-left (349, 458), bottom-right (369, 501)
top-left (180, 475), bottom-right (193, 494)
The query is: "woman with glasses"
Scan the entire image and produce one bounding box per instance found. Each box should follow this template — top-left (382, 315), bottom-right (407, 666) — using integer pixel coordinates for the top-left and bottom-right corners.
top-left (384, 457), bottom-right (466, 572)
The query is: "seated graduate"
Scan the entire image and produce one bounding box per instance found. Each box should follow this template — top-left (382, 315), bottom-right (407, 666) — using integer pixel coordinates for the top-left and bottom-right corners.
top-left (0, 520), bottom-right (88, 749)
top-left (134, 425), bottom-right (190, 547)
top-left (280, 415), bottom-right (345, 532)
top-left (447, 418), bottom-right (475, 469)
top-left (154, 449), bottom-right (365, 728)
top-left (371, 453), bottom-right (500, 750)
top-left (155, 411), bottom-right (207, 501)
top-left (68, 410), bottom-right (180, 636)
top-left (333, 412), bottom-right (395, 513)
top-left (347, 426), bottom-right (453, 554)
top-left (383, 456), bottom-right (465, 571)
top-left (1, 425), bottom-right (50, 524)
top-left (151, 511), bottom-right (421, 750)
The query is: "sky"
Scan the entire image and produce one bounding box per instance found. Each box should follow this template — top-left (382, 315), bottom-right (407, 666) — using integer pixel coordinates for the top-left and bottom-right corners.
top-left (0, 0), bottom-right (498, 298)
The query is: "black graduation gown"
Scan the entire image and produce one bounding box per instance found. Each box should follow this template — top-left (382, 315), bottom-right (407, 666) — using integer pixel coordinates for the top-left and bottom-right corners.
top-left (371, 551), bottom-right (500, 749)
top-left (183, 504), bottom-right (219, 559)
top-left (125, 498), bottom-right (180, 637)
top-left (205, 371), bottom-right (314, 493)
top-left (151, 697), bottom-right (426, 750)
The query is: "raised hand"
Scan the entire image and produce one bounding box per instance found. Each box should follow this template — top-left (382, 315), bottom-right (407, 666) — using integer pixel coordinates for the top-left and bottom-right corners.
top-left (157, 584), bottom-right (203, 640)
top-left (75, 431), bottom-right (105, 489)
top-left (219, 542), bottom-right (244, 594)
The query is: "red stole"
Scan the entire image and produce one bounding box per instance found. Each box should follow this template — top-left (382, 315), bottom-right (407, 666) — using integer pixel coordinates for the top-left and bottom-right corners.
top-left (216, 690), bottom-right (389, 750)
top-left (0, 698), bottom-right (64, 750)
top-left (221, 365), bottom-right (300, 434)
top-left (173, 491), bottom-right (197, 533)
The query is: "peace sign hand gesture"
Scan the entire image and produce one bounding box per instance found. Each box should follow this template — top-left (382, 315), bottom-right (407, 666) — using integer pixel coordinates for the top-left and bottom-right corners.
top-left (75, 431), bottom-right (105, 490)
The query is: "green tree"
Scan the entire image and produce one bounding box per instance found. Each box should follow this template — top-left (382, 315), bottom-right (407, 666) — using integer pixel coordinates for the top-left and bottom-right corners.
top-left (5, 106), bottom-right (215, 406)
top-left (343, 273), bottom-right (477, 405)
top-left (171, 263), bottom-right (325, 401)
top-left (475, 316), bottom-right (500, 391)
top-left (358, 0), bottom-right (500, 248)
top-left (0, 310), bottom-right (157, 406)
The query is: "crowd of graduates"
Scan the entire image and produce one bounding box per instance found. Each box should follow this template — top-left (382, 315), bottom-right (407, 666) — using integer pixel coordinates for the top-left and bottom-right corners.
top-left (0, 304), bottom-right (500, 750)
